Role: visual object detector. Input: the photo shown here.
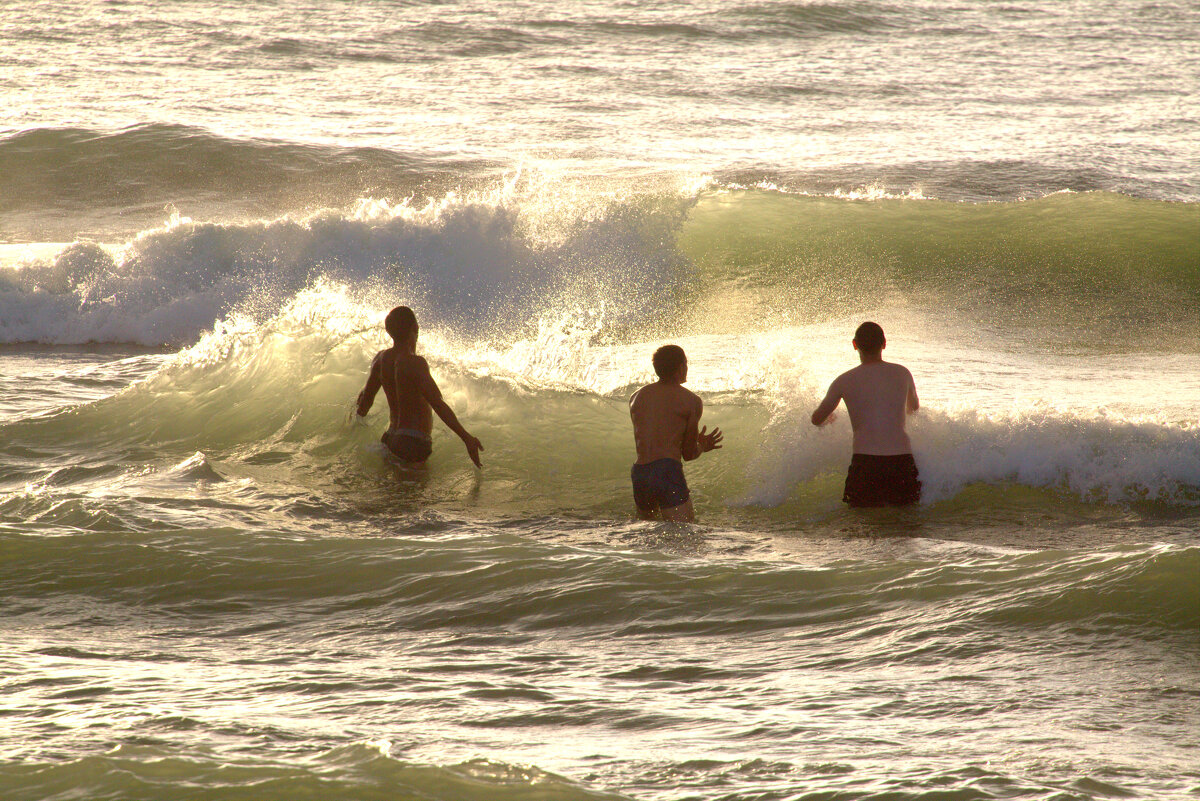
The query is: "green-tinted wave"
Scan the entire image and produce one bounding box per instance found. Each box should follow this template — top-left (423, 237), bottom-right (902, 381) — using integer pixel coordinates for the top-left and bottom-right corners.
top-left (677, 189), bottom-right (1200, 343)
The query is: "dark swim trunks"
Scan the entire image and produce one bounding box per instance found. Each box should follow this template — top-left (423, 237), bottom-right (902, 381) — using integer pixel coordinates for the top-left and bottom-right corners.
top-left (843, 453), bottom-right (921, 508)
top-left (631, 458), bottom-right (690, 512)
top-left (381, 428), bottom-right (433, 463)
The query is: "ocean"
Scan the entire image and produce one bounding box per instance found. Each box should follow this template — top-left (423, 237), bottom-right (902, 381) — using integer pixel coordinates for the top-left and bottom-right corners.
top-left (1, 1), bottom-right (1198, 799)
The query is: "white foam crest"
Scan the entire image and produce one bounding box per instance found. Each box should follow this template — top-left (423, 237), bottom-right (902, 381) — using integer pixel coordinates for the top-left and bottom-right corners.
top-left (830, 182), bottom-right (927, 201)
top-left (144, 279), bottom-right (392, 382)
top-left (716, 180), bottom-right (927, 201)
top-left (741, 393), bottom-right (1200, 507)
top-left (914, 405), bottom-right (1200, 505)
top-left (459, 306), bottom-right (628, 395)
top-left (452, 312), bottom-right (822, 399)
top-left (0, 175), bottom-right (698, 346)
top-left (734, 367), bottom-right (844, 508)
top-left (84, 280), bottom-right (450, 449)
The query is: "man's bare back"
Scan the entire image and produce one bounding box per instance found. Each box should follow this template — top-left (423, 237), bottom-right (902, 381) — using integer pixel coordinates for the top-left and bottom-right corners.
top-left (628, 345), bottom-right (722, 522)
top-left (811, 322), bottom-right (921, 507)
top-left (630, 381), bottom-right (703, 464)
top-left (356, 306), bottom-right (482, 468)
top-left (813, 361), bottom-right (918, 455)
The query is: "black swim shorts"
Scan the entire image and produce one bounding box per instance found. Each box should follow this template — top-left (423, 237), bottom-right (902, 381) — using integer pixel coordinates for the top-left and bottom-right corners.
top-left (631, 458), bottom-right (690, 512)
top-left (843, 453), bottom-right (921, 508)
top-left (381, 428), bottom-right (433, 463)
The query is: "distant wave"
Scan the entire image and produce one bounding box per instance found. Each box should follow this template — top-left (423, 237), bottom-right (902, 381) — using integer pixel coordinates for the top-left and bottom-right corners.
top-left (3, 123), bottom-right (1195, 244)
top-left (725, 1), bottom-right (907, 37)
top-left (0, 124), bottom-right (494, 240)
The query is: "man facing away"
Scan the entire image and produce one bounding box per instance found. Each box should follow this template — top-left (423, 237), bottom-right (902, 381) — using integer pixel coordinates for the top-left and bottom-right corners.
top-left (355, 306), bottom-right (483, 469)
top-left (629, 345), bottom-right (723, 522)
top-left (810, 322), bottom-right (921, 507)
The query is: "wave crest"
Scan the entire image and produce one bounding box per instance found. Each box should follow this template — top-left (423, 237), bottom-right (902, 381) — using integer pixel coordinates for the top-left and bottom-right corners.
top-left (0, 180), bottom-right (694, 346)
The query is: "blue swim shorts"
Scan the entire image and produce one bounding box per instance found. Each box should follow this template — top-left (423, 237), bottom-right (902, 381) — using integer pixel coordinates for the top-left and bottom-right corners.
top-left (631, 458), bottom-right (690, 512)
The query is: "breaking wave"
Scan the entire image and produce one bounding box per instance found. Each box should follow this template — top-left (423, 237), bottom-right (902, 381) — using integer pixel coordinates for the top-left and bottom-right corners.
top-left (0, 182), bottom-right (1196, 347)
top-left (2, 281), bottom-right (1197, 516)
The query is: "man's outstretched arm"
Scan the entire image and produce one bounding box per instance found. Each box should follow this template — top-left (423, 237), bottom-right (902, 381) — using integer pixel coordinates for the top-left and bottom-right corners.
top-left (356, 355), bottom-right (383, 417)
top-left (682, 402), bottom-right (702, 461)
top-left (412, 357), bottom-right (484, 468)
top-left (682, 398), bottom-right (723, 461)
top-left (811, 381), bottom-right (841, 426)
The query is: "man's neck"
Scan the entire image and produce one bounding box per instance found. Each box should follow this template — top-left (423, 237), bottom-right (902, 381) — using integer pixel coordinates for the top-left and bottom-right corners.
top-left (858, 352), bottom-right (884, 365)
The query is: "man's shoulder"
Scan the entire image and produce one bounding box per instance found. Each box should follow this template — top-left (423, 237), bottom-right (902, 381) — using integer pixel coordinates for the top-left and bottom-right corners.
top-left (370, 347), bottom-right (395, 370)
top-left (630, 381), bottom-right (698, 408)
top-left (665, 383), bottom-right (703, 414)
top-left (845, 361), bottom-right (912, 378)
top-left (394, 351), bottom-right (431, 374)
top-left (835, 361), bottom-right (909, 393)
top-left (833, 365), bottom-right (862, 385)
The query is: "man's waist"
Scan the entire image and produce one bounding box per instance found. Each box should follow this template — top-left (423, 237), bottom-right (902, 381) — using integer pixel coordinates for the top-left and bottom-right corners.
top-left (850, 433), bottom-right (912, 454)
top-left (386, 426), bottom-right (432, 442)
top-left (633, 456), bottom-right (683, 467)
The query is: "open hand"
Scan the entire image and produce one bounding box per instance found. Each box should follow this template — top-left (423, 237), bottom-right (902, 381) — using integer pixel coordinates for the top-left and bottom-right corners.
top-left (464, 435), bottom-right (484, 468)
top-left (699, 425), bottom-right (723, 453)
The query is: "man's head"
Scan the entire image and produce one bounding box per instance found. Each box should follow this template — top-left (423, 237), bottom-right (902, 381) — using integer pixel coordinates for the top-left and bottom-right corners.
top-left (652, 344), bottom-right (687, 382)
top-left (853, 321), bottom-right (885, 357)
top-left (384, 306), bottom-right (418, 344)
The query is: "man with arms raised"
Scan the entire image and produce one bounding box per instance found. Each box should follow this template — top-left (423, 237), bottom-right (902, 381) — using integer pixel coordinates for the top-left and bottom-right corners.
top-left (629, 345), bottom-right (723, 522)
top-left (356, 306), bottom-right (483, 469)
top-left (811, 322), bottom-right (921, 507)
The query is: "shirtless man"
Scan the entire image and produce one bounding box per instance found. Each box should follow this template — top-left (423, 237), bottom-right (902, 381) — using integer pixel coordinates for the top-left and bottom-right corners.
top-left (629, 345), bottom-right (723, 522)
top-left (355, 306), bottom-right (483, 468)
top-left (810, 322), bottom-right (921, 507)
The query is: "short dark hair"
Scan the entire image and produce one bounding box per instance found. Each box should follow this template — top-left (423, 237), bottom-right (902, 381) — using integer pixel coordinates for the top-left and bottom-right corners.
top-left (854, 321), bottom-right (885, 354)
top-left (384, 306), bottom-right (418, 342)
top-left (652, 344), bottom-right (686, 379)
